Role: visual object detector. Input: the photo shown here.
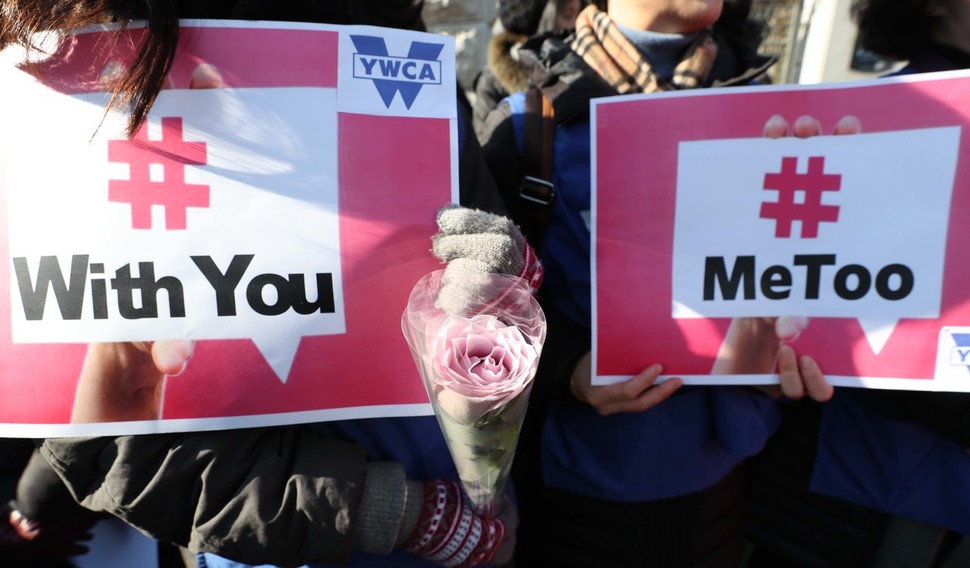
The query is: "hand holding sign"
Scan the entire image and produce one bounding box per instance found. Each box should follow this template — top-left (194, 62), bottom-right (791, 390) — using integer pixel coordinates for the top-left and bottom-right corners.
top-left (71, 340), bottom-right (194, 423)
top-left (708, 114), bottom-right (863, 401)
top-left (570, 353), bottom-right (683, 415)
top-left (714, 316), bottom-right (831, 400)
top-left (595, 73), bottom-right (970, 392)
top-left (762, 114), bottom-right (862, 139)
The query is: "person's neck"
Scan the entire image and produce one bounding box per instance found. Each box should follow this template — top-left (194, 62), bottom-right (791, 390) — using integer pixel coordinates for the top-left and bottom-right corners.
top-left (607, 0), bottom-right (720, 34)
top-left (616, 24), bottom-right (697, 80)
top-left (608, 2), bottom-right (674, 32)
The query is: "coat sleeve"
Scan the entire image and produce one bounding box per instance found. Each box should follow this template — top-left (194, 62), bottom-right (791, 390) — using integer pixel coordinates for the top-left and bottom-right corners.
top-left (41, 427), bottom-right (373, 566)
top-left (457, 104), bottom-right (508, 216)
top-left (479, 102), bottom-right (527, 226)
top-left (862, 390), bottom-right (970, 447)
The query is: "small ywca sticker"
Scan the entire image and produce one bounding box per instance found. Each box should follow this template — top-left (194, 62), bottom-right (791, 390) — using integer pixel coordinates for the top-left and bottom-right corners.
top-left (934, 327), bottom-right (970, 384)
top-left (938, 327), bottom-right (970, 378)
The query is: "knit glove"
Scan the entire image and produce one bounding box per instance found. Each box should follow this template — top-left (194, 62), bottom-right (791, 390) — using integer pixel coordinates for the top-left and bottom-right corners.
top-left (432, 204), bottom-right (542, 315)
top-left (401, 480), bottom-right (516, 567)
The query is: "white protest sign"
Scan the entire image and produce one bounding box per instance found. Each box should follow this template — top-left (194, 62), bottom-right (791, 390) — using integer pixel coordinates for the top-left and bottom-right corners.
top-left (4, 81), bottom-right (344, 381)
top-left (0, 21), bottom-right (459, 436)
top-left (672, 127), bottom-right (960, 353)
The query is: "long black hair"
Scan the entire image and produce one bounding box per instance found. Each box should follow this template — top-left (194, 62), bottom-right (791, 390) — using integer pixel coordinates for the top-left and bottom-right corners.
top-left (1, 0), bottom-right (425, 135)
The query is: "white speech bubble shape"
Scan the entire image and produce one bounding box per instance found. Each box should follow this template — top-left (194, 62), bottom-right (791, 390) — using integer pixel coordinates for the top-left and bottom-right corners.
top-left (856, 316), bottom-right (898, 354)
top-left (671, 127), bottom-right (961, 353)
top-left (3, 77), bottom-right (345, 383)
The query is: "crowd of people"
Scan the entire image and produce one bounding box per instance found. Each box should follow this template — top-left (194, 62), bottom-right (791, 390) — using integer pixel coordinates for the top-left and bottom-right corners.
top-left (1, 0), bottom-right (969, 566)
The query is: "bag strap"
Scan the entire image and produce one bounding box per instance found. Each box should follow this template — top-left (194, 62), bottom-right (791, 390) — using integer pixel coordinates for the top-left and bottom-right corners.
top-left (518, 85), bottom-right (556, 249)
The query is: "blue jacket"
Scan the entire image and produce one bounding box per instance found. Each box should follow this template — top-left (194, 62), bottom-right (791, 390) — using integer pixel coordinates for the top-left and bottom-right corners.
top-left (808, 44), bottom-right (970, 535)
top-left (480, 30), bottom-right (781, 501)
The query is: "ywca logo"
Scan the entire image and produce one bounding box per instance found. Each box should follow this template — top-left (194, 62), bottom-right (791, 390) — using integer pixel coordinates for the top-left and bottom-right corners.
top-left (948, 332), bottom-right (970, 371)
top-left (760, 156), bottom-right (841, 238)
top-left (350, 35), bottom-right (444, 109)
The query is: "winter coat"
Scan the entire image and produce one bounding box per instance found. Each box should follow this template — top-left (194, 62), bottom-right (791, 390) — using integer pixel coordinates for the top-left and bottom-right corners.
top-left (472, 31), bottom-right (533, 140)
top-left (479, 28), bottom-right (781, 501)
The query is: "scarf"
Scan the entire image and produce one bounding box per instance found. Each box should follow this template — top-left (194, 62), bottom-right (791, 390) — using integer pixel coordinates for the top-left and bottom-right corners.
top-left (570, 5), bottom-right (718, 94)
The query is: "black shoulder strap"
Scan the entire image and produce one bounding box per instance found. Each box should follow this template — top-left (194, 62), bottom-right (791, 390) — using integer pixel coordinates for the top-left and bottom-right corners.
top-left (518, 85), bottom-right (556, 249)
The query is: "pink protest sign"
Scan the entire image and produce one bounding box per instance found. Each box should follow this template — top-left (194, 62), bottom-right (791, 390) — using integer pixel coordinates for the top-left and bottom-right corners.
top-left (592, 70), bottom-right (970, 392)
top-left (0, 21), bottom-right (458, 435)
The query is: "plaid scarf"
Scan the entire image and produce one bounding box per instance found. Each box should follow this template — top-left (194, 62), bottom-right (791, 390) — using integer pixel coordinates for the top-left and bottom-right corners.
top-left (570, 5), bottom-right (718, 94)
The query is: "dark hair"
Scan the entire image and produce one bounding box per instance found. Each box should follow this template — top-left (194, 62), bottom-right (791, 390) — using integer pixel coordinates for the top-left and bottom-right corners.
top-left (714, 0), bottom-right (765, 54)
top-left (0, 0), bottom-right (425, 136)
top-left (851, 0), bottom-right (939, 60)
top-left (1, 0), bottom-right (180, 136)
top-left (498, 0), bottom-right (547, 35)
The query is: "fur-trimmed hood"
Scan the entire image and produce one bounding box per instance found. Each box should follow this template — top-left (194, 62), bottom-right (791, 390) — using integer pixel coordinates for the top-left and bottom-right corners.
top-left (487, 30), bottom-right (532, 94)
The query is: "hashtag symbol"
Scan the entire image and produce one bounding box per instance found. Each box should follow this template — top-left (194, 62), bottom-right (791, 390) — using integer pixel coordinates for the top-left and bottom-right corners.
top-left (760, 156), bottom-right (841, 238)
top-left (108, 117), bottom-right (209, 230)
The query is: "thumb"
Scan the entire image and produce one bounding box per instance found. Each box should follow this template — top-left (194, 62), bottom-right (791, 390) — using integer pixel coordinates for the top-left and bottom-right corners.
top-left (775, 316), bottom-right (808, 342)
top-left (151, 340), bottom-right (195, 376)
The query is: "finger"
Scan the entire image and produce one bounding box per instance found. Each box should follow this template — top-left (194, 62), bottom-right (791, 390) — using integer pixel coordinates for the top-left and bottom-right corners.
top-left (775, 316), bottom-right (808, 342)
top-left (793, 115), bottom-right (823, 138)
top-left (436, 205), bottom-right (517, 236)
top-left (151, 340), bottom-right (194, 376)
top-left (435, 263), bottom-right (496, 315)
top-left (833, 115), bottom-right (862, 135)
top-left (597, 377), bottom-right (682, 416)
top-left (9, 509), bottom-right (40, 539)
top-left (799, 355), bottom-right (833, 402)
top-left (189, 63), bottom-right (223, 89)
top-left (777, 344), bottom-right (806, 399)
top-left (585, 364), bottom-right (660, 408)
top-left (763, 114), bottom-right (789, 138)
top-left (433, 233), bottom-right (517, 266)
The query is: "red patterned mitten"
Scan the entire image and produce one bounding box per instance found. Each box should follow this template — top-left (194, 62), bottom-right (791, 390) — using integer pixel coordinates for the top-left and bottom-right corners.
top-left (402, 480), bottom-right (512, 567)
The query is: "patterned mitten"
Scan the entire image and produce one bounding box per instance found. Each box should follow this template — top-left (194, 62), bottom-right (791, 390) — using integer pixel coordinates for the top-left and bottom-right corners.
top-left (401, 480), bottom-right (516, 567)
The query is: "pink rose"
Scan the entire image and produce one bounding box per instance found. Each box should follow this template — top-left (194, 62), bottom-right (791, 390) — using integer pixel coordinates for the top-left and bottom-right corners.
top-left (428, 314), bottom-right (539, 424)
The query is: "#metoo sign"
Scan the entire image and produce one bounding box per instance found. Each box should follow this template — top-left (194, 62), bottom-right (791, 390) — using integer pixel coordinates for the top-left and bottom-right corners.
top-left (673, 128), bottom-right (959, 352)
top-left (0, 21), bottom-right (458, 435)
top-left (592, 72), bottom-right (970, 391)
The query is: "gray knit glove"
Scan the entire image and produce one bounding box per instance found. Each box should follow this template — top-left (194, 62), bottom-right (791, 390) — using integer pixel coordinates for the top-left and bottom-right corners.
top-left (431, 204), bottom-right (542, 315)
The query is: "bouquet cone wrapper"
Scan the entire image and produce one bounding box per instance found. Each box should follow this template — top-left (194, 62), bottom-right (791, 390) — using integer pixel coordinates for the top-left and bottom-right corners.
top-left (402, 269), bottom-right (546, 515)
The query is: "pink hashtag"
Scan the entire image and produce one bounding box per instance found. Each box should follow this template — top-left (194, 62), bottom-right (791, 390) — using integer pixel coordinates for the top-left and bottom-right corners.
top-left (108, 117), bottom-right (209, 230)
top-left (760, 156), bottom-right (841, 238)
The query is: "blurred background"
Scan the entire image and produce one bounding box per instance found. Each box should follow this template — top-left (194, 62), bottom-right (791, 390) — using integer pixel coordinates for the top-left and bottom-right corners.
top-left (423, 0), bottom-right (900, 95)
